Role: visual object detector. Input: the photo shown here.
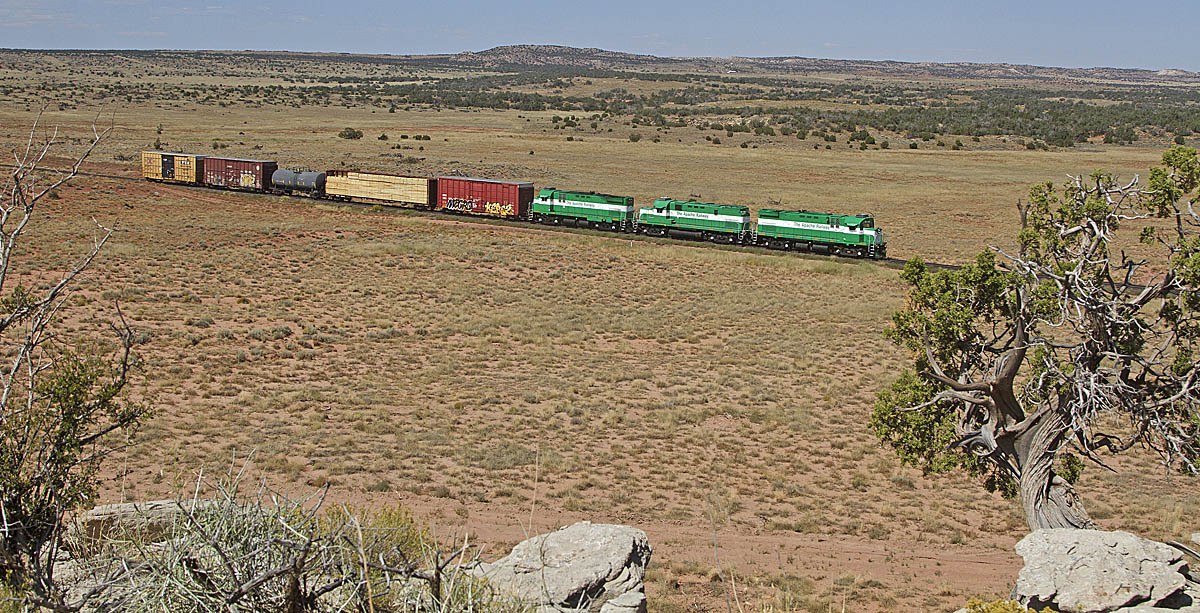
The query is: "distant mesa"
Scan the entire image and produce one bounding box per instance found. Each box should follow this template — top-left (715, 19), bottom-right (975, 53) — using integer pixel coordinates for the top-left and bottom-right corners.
top-left (407, 44), bottom-right (1200, 85)
top-left (441, 44), bottom-right (676, 69)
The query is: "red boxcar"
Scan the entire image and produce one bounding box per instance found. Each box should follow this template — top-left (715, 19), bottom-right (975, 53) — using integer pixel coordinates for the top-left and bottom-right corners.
top-left (436, 176), bottom-right (533, 218)
top-left (203, 157), bottom-right (278, 192)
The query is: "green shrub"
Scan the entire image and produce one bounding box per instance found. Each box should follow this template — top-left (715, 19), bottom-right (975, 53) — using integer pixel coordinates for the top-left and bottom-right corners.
top-left (338, 127), bottom-right (364, 140)
top-left (961, 598), bottom-right (1041, 613)
top-left (248, 325), bottom-right (292, 341)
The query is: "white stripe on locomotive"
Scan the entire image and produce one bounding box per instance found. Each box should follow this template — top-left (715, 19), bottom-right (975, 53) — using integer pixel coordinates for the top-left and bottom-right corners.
top-left (534, 197), bottom-right (634, 213)
top-left (637, 208), bottom-right (750, 224)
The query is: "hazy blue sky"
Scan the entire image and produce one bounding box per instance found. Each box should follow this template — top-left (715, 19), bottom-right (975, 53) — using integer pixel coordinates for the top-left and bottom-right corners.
top-left (2, 0), bottom-right (1196, 71)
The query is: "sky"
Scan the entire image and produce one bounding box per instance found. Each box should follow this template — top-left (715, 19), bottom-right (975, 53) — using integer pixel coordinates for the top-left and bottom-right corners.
top-left (2, 0), bottom-right (1197, 71)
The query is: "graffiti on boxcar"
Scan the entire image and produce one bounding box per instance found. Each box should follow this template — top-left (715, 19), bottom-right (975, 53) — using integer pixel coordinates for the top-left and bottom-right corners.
top-left (443, 197), bottom-right (478, 212)
top-left (484, 201), bottom-right (515, 216)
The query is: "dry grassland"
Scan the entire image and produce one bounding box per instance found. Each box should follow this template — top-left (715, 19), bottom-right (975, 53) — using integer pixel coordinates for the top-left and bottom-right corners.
top-left (1, 52), bottom-right (1196, 612)
top-left (1, 101), bottom-right (1169, 265)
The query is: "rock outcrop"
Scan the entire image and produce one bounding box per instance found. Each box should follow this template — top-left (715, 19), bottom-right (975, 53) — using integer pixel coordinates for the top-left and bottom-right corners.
top-left (473, 521), bottom-right (651, 613)
top-left (71, 499), bottom-right (212, 547)
top-left (1013, 529), bottom-right (1200, 613)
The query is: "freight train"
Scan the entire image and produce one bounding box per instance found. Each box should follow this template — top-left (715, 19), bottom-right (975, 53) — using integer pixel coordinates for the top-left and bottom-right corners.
top-left (139, 150), bottom-right (887, 259)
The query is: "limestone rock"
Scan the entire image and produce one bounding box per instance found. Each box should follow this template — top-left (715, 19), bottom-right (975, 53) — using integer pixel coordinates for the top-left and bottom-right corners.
top-left (1014, 529), bottom-right (1194, 613)
top-left (599, 589), bottom-right (647, 613)
top-left (474, 521), bottom-right (651, 613)
top-left (1111, 605), bottom-right (1200, 613)
top-left (71, 499), bottom-right (212, 547)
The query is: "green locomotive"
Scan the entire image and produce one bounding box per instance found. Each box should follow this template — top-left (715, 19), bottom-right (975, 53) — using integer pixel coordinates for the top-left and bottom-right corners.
top-left (637, 198), bottom-right (752, 243)
top-left (531, 188), bottom-right (636, 230)
top-left (756, 209), bottom-right (886, 258)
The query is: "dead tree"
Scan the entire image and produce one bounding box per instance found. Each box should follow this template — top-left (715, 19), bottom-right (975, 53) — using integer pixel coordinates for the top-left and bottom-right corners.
top-left (0, 110), bottom-right (144, 610)
top-left (873, 150), bottom-right (1200, 532)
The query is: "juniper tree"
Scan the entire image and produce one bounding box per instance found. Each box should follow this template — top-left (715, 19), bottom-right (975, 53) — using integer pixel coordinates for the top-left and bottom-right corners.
top-left (873, 147), bottom-right (1200, 531)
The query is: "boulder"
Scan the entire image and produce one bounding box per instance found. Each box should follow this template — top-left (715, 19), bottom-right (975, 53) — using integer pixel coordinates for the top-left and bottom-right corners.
top-left (1014, 529), bottom-right (1198, 613)
top-left (473, 521), bottom-right (651, 613)
top-left (71, 499), bottom-right (213, 547)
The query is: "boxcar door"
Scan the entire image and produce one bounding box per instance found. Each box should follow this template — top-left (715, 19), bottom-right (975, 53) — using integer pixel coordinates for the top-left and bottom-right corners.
top-left (161, 155), bottom-right (174, 180)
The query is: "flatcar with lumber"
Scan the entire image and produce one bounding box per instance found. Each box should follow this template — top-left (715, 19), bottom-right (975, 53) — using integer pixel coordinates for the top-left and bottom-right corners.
top-left (325, 171), bottom-right (436, 207)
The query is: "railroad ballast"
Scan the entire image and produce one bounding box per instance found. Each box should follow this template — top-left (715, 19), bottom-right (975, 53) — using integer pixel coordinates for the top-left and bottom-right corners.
top-left (139, 150), bottom-right (887, 260)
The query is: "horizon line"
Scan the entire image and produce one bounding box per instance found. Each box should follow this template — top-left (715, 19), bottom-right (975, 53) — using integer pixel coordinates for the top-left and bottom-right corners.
top-left (1, 45), bottom-right (1194, 75)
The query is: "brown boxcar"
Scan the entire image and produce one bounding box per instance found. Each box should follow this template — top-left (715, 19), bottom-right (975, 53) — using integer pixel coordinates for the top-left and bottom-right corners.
top-left (203, 157), bottom-right (277, 192)
top-left (436, 176), bottom-right (533, 218)
top-left (325, 171), bottom-right (436, 207)
top-left (141, 151), bottom-right (204, 184)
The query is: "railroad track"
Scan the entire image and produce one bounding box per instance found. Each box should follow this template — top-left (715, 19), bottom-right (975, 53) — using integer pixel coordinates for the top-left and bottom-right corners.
top-left (4, 163), bottom-right (956, 272)
top-left (1, 163), bottom-right (134, 183)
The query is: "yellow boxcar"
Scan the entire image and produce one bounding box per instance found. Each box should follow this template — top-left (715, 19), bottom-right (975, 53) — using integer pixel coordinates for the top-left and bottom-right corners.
top-left (325, 171), bottom-right (435, 207)
top-left (141, 151), bottom-right (204, 184)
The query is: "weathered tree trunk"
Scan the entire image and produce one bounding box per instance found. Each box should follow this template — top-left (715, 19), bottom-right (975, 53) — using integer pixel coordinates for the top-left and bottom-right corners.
top-left (1015, 412), bottom-right (1095, 530)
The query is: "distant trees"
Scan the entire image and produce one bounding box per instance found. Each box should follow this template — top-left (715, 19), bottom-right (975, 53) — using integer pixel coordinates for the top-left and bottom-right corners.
top-left (849, 129), bottom-right (874, 144)
top-left (873, 147), bottom-right (1200, 531)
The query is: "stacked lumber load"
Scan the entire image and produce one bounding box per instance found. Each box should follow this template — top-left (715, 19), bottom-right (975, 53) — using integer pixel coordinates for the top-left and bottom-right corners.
top-left (325, 171), bottom-right (435, 206)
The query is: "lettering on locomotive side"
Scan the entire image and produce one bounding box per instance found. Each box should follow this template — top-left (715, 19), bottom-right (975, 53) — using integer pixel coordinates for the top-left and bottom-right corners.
top-left (759, 219), bottom-right (869, 234)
